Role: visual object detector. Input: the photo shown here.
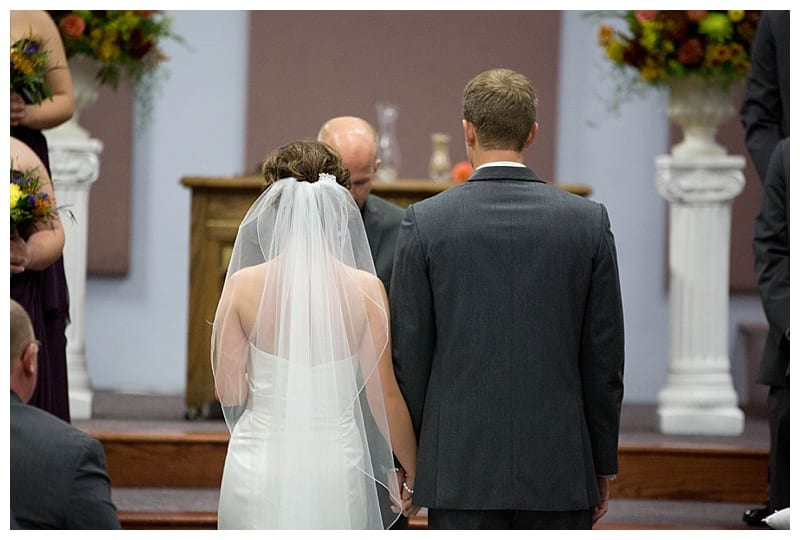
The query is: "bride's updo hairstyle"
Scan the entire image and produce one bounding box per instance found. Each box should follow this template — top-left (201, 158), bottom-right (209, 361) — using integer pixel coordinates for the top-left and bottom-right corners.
top-left (261, 140), bottom-right (351, 190)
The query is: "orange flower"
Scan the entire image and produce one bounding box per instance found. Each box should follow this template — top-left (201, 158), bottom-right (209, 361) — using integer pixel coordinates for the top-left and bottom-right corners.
top-left (451, 161), bottom-right (473, 182)
top-left (58, 14), bottom-right (86, 39)
top-left (597, 25), bottom-right (614, 46)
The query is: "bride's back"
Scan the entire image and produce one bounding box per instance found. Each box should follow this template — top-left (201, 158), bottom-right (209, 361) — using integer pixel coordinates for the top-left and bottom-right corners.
top-left (230, 258), bottom-right (383, 363)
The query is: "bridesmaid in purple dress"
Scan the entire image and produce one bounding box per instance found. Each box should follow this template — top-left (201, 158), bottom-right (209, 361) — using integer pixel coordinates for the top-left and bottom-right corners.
top-left (11, 10), bottom-right (74, 422)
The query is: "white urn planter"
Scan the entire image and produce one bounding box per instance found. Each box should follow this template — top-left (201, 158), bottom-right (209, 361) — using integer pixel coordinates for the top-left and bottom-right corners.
top-left (656, 76), bottom-right (746, 435)
top-left (667, 75), bottom-right (736, 158)
top-left (44, 54), bottom-right (104, 419)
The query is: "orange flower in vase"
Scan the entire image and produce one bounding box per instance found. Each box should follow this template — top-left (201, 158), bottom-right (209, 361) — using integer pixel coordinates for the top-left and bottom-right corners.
top-left (451, 161), bottom-right (474, 183)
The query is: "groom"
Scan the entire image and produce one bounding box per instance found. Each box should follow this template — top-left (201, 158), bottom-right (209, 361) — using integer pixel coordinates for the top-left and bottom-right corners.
top-left (390, 68), bottom-right (625, 529)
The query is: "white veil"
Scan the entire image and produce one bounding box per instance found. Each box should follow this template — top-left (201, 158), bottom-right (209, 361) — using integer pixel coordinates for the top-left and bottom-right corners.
top-left (211, 174), bottom-right (402, 529)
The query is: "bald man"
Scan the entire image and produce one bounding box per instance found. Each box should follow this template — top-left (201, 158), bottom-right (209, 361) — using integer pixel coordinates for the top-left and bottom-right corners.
top-left (10, 299), bottom-right (120, 529)
top-left (318, 116), bottom-right (405, 293)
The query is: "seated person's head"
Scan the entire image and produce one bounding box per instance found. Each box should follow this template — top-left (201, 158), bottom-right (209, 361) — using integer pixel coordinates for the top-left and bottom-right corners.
top-left (10, 299), bottom-right (38, 403)
top-left (261, 140), bottom-right (351, 190)
top-left (462, 68), bottom-right (538, 152)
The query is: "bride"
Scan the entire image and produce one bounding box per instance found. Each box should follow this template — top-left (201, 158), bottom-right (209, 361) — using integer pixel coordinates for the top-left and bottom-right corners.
top-left (212, 141), bottom-right (418, 529)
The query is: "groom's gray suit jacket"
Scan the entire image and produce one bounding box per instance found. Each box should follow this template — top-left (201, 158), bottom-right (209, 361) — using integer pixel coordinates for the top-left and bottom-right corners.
top-left (390, 165), bottom-right (625, 511)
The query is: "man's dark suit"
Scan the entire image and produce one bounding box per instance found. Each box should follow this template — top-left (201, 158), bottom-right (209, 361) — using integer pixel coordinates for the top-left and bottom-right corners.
top-left (753, 138), bottom-right (790, 511)
top-left (361, 192), bottom-right (406, 528)
top-left (10, 392), bottom-right (121, 529)
top-left (390, 166), bottom-right (625, 527)
top-left (362, 193), bottom-right (404, 294)
top-left (740, 10), bottom-right (790, 182)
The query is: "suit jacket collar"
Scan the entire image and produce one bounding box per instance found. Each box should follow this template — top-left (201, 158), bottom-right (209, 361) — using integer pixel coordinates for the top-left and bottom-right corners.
top-left (11, 390), bottom-right (22, 405)
top-left (467, 165), bottom-right (546, 184)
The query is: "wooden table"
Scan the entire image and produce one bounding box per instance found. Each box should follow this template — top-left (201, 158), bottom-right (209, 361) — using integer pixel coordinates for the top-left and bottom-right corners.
top-left (181, 176), bottom-right (591, 419)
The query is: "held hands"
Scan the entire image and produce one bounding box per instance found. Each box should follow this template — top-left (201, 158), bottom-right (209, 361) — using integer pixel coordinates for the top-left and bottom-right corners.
top-left (10, 231), bottom-right (30, 274)
top-left (11, 92), bottom-right (26, 127)
top-left (389, 468), bottom-right (421, 517)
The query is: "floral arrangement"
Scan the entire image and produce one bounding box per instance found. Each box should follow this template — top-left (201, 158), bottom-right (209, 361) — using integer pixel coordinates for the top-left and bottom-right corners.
top-left (596, 10), bottom-right (761, 101)
top-left (48, 10), bottom-right (175, 89)
top-left (10, 36), bottom-right (53, 104)
top-left (48, 9), bottom-right (178, 120)
top-left (10, 163), bottom-right (57, 231)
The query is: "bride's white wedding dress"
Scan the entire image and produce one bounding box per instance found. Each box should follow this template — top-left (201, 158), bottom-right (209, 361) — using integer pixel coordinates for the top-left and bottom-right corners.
top-left (213, 175), bottom-right (401, 530)
top-left (217, 346), bottom-right (373, 529)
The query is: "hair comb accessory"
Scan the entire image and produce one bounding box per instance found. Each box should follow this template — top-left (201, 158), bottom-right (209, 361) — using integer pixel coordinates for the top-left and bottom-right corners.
top-left (318, 173), bottom-right (337, 183)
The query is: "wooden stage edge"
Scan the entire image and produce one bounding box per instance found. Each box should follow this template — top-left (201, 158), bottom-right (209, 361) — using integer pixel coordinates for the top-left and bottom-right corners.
top-left (96, 430), bottom-right (767, 504)
top-left (73, 392), bottom-right (769, 529)
top-left (77, 395), bottom-right (769, 518)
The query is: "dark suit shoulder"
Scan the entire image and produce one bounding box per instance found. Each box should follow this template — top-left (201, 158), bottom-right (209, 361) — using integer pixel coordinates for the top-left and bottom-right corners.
top-left (366, 194), bottom-right (405, 222)
top-left (410, 174), bottom-right (603, 217)
top-left (11, 399), bottom-right (97, 452)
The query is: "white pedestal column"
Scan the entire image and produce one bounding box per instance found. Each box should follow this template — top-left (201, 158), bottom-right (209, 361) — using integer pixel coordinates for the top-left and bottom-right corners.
top-left (46, 139), bottom-right (103, 420)
top-left (655, 155), bottom-right (746, 435)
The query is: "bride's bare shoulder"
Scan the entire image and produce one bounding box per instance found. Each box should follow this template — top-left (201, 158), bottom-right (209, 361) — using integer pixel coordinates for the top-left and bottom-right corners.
top-left (350, 268), bottom-right (387, 307)
top-left (227, 263), bottom-right (268, 287)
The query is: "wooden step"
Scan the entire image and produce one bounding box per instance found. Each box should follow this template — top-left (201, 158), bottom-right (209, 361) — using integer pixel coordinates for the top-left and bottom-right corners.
top-left (111, 488), bottom-right (762, 530)
top-left (93, 430), bottom-right (227, 488)
top-left (119, 511), bottom-right (217, 530)
top-left (94, 429), bottom-right (768, 503)
top-left (118, 509), bottom-right (760, 530)
top-left (615, 444), bottom-right (767, 502)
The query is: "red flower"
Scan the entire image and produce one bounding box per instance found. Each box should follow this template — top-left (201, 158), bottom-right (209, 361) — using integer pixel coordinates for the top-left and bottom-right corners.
top-left (677, 38), bottom-right (704, 65)
top-left (659, 12), bottom-right (690, 42)
top-left (58, 14), bottom-right (86, 39)
top-left (736, 11), bottom-right (761, 42)
top-left (622, 42), bottom-right (648, 69)
top-left (129, 28), bottom-right (154, 59)
top-left (687, 11), bottom-right (708, 23)
top-left (635, 11), bottom-right (658, 22)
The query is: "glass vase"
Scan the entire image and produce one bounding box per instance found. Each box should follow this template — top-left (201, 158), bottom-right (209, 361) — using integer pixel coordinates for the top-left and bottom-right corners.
top-left (429, 133), bottom-right (452, 182)
top-left (375, 102), bottom-right (401, 181)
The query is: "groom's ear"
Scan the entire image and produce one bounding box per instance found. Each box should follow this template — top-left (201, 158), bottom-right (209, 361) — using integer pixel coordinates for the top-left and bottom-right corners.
top-left (522, 122), bottom-right (538, 150)
top-left (462, 119), bottom-right (476, 148)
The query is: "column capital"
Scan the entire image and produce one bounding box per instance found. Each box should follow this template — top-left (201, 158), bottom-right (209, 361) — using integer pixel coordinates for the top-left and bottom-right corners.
top-left (47, 139), bottom-right (104, 187)
top-left (655, 154), bottom-right (745, 204)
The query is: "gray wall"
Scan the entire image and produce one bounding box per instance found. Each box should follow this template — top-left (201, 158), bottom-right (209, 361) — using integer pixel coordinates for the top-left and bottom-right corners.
top-left (84, 11), bottom-right (766, 404)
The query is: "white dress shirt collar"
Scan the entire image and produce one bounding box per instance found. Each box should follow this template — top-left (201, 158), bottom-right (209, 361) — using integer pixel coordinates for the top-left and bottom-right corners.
top-left (475, 161), bottom-right (526, 169)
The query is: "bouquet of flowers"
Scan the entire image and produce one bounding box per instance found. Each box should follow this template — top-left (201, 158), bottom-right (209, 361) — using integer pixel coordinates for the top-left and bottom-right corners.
top-left (10, 36), bottom-right (53, 104)
top-left (595, 10), bottom-right (761, 106)
top-left (10, 163), bottom-right (58, 232)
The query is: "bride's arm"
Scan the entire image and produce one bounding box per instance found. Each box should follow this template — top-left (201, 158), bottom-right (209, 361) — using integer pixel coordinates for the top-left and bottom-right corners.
top-left (360, 279), bottom-right (418, 490)
top-left (212, 274), bottom-right (249, 407)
